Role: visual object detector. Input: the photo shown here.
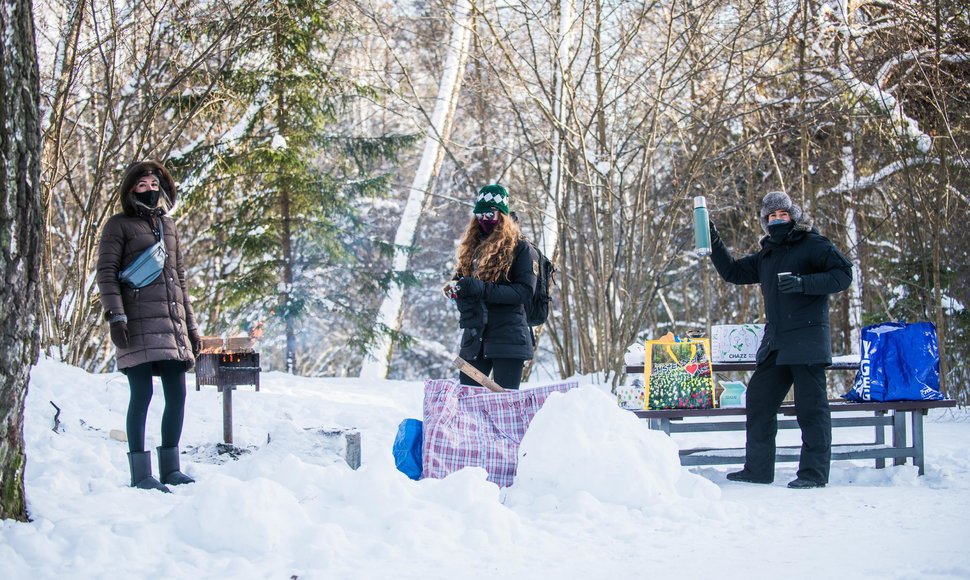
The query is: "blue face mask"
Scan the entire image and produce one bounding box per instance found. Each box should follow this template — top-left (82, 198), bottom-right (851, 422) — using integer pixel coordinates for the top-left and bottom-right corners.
top-left (768, 218), bottom-right (788, 226)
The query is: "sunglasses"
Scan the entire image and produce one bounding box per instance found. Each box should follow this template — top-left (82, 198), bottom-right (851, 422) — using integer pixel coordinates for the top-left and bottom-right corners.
top-left (475, 211), bottom-right (498, 220)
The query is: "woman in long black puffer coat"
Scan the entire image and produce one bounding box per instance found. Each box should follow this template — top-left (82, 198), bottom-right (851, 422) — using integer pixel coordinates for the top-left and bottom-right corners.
top-left (444, 184), bottom-right (538, 390)
top-left (96, 160), bottom-right (200, 493)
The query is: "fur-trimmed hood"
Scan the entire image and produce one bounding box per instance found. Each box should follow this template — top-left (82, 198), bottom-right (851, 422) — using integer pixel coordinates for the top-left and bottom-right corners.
top-left (118, 160), bottom-right (177, 216)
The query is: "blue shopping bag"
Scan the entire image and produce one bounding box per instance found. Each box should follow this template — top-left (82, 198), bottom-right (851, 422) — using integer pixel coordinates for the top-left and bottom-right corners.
top-left (843, 321), bottom-right (943, 402)
top-left (392, 418), bottom-right (423, 480)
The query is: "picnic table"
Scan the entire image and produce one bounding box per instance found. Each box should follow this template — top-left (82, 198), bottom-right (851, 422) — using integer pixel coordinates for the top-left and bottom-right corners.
top-left (624, 359), bottom-right (956, 475)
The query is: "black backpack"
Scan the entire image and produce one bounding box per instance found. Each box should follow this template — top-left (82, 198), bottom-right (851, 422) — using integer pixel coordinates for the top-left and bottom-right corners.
top-left (525, 240), bottom-right (555, 327)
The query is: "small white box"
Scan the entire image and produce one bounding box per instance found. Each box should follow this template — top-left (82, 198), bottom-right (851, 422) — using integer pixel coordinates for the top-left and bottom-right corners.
top-left (711, 324), bottom-right (765, 363)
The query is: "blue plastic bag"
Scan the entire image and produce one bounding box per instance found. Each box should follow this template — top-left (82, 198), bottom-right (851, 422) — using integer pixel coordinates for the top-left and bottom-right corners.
top-left (843, 321), bottom-right (943, 402)
top-left (392, 418), bottom-right (423, 480)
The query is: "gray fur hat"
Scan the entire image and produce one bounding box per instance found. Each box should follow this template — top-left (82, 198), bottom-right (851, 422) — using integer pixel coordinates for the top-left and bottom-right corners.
top-left (760, 191), bottom-right (802, 232)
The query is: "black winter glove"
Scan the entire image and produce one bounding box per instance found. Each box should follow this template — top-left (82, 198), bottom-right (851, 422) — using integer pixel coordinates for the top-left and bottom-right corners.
top-left (110, 321), bottom-right (129, 349)
top-left (709, 220), bottom-right (720, 244)
top-left (778, 273), bottom-right (804, 294)
top-left (456, 276), bottom-right (485, 299)
top-left (189, 331), bottom-right (201, 358)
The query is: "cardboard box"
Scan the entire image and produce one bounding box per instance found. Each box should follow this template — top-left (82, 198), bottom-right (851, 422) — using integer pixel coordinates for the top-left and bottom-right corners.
top-left (711, 324), bottom-right (765, 363)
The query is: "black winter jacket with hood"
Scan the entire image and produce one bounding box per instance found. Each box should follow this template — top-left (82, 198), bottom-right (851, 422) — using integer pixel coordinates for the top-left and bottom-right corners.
top-left (710, 216), bottom-right (853, 366)
top-left (96, 161), bottom-right (199, 372)
top-left (456, 239), bottom-right (538, 361)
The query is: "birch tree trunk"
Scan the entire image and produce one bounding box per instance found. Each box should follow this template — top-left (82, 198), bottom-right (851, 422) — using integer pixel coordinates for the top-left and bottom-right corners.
top-left (0, 0), bottom-right (43, 521)
top-left (360, 0), bottom-right (474, 379)
top-left (522, 0), bottom-right (573, 381)
top-left (542, 0), bottom-right (573, 260)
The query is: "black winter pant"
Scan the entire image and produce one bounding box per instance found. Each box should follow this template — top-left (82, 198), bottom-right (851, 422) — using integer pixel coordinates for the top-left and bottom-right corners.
top-left (459, 345), bottom-right (526, 390)
top-left (125, 360), bottom-right (187, 453)
top-left (743, 350), bottom-right (831, 484)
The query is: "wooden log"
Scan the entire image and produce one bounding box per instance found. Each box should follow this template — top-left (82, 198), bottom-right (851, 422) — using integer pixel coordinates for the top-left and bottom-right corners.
top-left (303, 428), bottom-right (362, 470)
top-left (343, 431), bottom-right (361, 470)
top-left (453, 357), bottom-right (506, 392)
top-left (226, 335), bottom-right (253, 351)
top-left (199, 336), bottom-right (224, 352)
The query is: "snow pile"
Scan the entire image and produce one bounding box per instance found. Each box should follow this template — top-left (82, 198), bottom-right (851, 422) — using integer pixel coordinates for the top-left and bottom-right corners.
top-left (1, 358), bottom-right (969, 579)
top-left (510, 386), bottom-right (720, 509)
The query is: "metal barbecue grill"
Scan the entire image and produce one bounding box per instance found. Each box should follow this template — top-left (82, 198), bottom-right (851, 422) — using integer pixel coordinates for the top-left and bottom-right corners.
top-left (194, 337), bottom-right (261, 444)
top-left (195, 350), bottom-right (261, 392)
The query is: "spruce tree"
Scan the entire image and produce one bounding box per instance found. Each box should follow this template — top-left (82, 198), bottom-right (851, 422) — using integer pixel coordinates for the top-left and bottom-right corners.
top-left (178, 1), bottom-right (414, 374)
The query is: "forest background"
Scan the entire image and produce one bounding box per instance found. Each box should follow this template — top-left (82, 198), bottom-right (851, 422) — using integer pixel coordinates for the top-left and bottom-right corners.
top-left (31, 0), bottom-right (969, 401)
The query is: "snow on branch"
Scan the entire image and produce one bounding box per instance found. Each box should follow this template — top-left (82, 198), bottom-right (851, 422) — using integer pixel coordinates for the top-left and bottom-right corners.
top-left (172, 84), bottom-right (270, 205)
top-left (808, 3), bottom-right (968, 155)
top-left (834, 63), bottom-right (932, 154)
top-left (876, 49), bottom-right (970, 89)
top-left (818, 155), bottom-right (938, 197)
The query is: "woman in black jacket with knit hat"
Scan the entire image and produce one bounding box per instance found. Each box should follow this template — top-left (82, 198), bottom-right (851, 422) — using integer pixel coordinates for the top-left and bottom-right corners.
top-left (96, 160), bottom-right (200, 493)
top-left (709, 191), bottom-right (853, 489)
top-left (444, 184), bottom-right (538, 390)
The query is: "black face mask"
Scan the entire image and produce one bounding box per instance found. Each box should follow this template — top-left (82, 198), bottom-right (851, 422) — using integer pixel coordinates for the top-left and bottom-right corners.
top-left (134, 189), bottom-right (161, 208)
top-left (767, 220), bottom-right (795, 241)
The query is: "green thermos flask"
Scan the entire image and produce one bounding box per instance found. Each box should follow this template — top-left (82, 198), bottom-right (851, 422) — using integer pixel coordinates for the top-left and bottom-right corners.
top-left (693, 196), bottom-right (711, 257)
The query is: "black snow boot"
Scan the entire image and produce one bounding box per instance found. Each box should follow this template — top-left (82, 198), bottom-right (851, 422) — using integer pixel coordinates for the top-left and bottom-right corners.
top-left (127, 451), bottom-right (171, 493)
top-left (726, 468), bottom-right (773, 484)
top-left (157, 446), bottom-right (195, 486)
top-left (787, 477), bottom-right (826, 489)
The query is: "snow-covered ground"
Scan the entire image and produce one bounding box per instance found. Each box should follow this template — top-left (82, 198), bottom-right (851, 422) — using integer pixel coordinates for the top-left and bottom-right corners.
top-left (2, 357), bottom-right (969, 579)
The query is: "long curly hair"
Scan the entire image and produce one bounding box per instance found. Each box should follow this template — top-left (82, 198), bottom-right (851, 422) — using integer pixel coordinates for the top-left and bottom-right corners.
top-left (455, 213), bottom-right (521, 282)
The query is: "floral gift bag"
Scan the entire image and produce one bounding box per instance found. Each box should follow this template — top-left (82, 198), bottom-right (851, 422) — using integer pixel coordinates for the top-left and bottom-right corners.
top-left (644, 336), bottom-right (715, 409)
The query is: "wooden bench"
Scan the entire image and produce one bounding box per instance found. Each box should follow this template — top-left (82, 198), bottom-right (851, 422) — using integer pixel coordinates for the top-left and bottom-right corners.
top-left (624, 361), bottom-right (956, 475)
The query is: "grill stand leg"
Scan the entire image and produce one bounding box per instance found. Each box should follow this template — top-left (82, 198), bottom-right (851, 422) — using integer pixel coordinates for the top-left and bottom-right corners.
top-left (223, 385), bottom-right (234, 445)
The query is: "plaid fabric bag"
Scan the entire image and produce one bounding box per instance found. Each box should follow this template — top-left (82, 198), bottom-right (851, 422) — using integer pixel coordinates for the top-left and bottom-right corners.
top-left (421, 378), bottom-right (578, 487)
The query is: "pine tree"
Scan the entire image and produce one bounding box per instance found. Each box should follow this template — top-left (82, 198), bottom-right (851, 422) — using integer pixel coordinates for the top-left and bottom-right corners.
top-left (178, 1), bottom-right (415, 374)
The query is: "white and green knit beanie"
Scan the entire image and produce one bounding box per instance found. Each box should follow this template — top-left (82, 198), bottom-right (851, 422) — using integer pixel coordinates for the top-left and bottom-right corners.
top-left (474, 184), bottom-right (510, 215)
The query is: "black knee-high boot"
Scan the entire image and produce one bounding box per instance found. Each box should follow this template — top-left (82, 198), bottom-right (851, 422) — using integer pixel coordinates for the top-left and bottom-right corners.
top-left (127, 451), bottom-right (171, 493)
top-left (157, 446), bottom-right (195, 485)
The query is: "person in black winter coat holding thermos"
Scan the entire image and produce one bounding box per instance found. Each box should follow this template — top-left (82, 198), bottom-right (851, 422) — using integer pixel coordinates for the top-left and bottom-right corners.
top-left (444, 184), bottom-right (538, 390)
top-left (97, 160), bottom-right (200, 493)
top-left (709, 191), bottom-right (853, 489)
